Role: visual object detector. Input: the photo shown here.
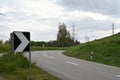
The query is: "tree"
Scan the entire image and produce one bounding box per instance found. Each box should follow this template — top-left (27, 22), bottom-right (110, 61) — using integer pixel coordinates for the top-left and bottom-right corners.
top-left (30, 23), bottom-right (80, 48)
top-left (0, 39), bottom-right (3, 44)
top-left (4, 40), bottom-right (10, 44)
top-left (57, 23), bottom-right (77, 47)
top-left (57, 23), bottom-right (69, 41)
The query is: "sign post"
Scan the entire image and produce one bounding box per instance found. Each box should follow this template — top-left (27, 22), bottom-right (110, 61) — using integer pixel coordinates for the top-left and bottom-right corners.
top-left (29, 38), bottom-right (32, 80)
top-left (29, 51), bottom-right (32, 80)
top-left (10, 31), bottom-right (32, 80)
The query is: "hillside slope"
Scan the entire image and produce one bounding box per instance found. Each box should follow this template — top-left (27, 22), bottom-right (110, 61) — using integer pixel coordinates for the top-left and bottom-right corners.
top-left (65, 33), bottom-right (120, 67)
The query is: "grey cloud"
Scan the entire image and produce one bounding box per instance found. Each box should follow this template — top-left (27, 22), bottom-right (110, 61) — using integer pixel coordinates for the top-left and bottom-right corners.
top-left (31, 29), bottom-right (57, 41)
top-left (36, 17), bottom-right (60, 23)
top-left (0, 34), bottom-right (9, 40)
top-left (35, 17), bottom-right (60, 27)
top-left (6, 11), bottom-right (29, 20)
top-left (0, 25), bottom-right (11, 40)
top-left (55, 0), bottom-right (120, 18)
top-left (0, 11), bottom-right (29, 22)
top-left (0, 25), bottom-right (11, 31)
top-left (62, 17), bottom-right (113, 37)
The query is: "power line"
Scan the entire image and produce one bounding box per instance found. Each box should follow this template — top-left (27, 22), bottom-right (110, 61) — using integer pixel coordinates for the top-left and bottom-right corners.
top-left (76, 0), bottom-right (104, 32)
top-left (70, 0), bottom-right (114, 42)
top-left (71, 0), bottom-right (99, 32)
top-left (71, 0), bottom-right (102, 41)
top-left (80, 0), bottom-right (109, 32)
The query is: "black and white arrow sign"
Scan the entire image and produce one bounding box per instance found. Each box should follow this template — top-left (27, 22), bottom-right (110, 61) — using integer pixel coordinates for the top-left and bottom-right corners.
top-left (11, 31), bottom-right (30, 52)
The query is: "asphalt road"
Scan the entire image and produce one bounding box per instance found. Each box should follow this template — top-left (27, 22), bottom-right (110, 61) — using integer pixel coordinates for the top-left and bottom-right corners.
top-left (0, 76), bottom-right (2, 80)
top-left (24, 50), bottom-right (120, 80)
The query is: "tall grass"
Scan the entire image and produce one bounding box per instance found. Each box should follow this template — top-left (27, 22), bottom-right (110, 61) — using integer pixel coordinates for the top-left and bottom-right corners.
top-left (0, 53), bottom-right (58, 80)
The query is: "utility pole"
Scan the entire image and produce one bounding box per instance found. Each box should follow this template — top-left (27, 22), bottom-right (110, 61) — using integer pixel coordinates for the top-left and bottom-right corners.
top-left (72, 24), bottom-right (75, 41)
top-left (85, 36), bottom-right (89, 43)
top-left (112, 23), bottom-right (114, 35)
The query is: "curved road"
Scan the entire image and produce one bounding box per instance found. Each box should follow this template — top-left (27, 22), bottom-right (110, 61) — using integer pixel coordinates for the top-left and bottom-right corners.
top-left (24, 50), bottom-right (120, 80)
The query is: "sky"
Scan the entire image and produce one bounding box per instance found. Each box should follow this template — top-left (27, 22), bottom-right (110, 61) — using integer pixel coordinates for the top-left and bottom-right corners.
top-left (0, 0), bottom-right (120, 43)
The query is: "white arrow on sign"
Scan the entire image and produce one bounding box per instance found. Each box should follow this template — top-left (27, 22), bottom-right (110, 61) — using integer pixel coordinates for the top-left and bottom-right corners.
top-left (15, 32), bottom-right (29, 52)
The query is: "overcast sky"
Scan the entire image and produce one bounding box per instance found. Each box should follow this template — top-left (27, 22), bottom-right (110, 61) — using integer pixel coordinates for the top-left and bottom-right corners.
top-left (0, 0), bottom-right (120, 43)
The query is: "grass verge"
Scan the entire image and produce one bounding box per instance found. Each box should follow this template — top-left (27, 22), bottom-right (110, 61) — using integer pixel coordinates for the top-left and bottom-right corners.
top-left (31, 46), bottom-right (67, 51)
top-left (0, 53), bottom-right (59, 80)
top-left (64, 33), bottom-right (120, 67)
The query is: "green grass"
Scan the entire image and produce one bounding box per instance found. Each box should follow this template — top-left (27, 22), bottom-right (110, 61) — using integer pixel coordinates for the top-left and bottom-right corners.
top-left (65, 33), bottom-right (120, 67)
top-left (31, 46), bottom-right (67, 51)
top-left (0, 44), bottom-right (10, 53)
top-left (0, 53), bottom-right (59, 80)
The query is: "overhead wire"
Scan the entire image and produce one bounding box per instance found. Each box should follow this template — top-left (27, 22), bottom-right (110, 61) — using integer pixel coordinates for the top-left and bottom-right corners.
top-left (86, 0), bottom-right (113, 37)
top-left (73, 0), bottom-right (112, 39)
top-left (71, 0), bottom-right (101, 41)
top-left (94, 0), bottom-right (114, 35)
top-left (70, 0), bottom-right (97, 41)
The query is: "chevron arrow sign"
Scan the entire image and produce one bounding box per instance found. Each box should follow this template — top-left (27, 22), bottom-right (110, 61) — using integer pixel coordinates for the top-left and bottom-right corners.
top-left (10, 31), bottom-right (30, 52)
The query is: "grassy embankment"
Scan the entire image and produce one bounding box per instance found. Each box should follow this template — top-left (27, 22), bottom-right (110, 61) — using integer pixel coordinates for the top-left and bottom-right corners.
top-left (31, 46), bottom-right (67, 51)
top-left (0, 44), bottom-right (59, 80)
top-left (65, 33), bottom-right (120, 67)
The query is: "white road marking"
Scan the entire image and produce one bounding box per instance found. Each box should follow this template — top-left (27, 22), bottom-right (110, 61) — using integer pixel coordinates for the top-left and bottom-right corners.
top-left (43, 53), bottom-right (55, 59)
top-left (44, 53), bottom-right (48, 56)
top-left (49, 56), bottom-right (55, 59)
top-left (116, 75), bottom-right (120, 78)
top-left (66, 61), bottom-right (79, 66)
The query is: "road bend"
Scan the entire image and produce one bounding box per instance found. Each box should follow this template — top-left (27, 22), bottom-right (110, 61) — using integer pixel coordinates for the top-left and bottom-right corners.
top-left (24, 50), bottom-right (120, 80)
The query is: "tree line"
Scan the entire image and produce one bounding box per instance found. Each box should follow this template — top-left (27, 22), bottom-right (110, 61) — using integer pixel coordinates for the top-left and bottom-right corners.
top-left (31, 23), bottom-right (80, 47)
top-left (0, 23), bottom-right (80, 47)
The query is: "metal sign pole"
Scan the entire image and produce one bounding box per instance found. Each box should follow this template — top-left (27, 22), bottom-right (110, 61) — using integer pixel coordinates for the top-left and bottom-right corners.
top-left (29, 35), bottom-right (32, 80)
top-left (29, 50), bottom-right (32, 80)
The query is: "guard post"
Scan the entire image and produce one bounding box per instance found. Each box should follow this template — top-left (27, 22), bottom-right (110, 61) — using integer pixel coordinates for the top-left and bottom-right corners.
top-left (90, 51), bottom-right (93, 60)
